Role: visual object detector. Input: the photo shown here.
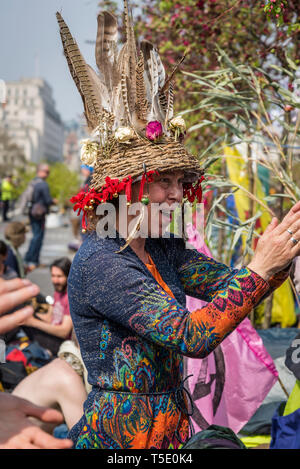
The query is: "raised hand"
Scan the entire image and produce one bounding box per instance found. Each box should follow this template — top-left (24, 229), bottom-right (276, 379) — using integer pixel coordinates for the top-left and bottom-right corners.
top-left (248, 200), bottom-right (300, 281)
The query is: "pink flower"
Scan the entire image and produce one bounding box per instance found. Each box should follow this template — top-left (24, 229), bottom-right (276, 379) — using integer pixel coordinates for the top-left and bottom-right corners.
top-left (146, 121), bottom-right (163, 141)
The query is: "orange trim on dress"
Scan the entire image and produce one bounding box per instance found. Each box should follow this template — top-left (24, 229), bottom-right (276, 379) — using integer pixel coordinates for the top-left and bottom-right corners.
top-left (145, 255), bottom-right (175, 299)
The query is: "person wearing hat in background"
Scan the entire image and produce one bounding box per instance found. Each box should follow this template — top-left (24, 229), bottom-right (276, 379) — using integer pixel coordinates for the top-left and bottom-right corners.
top-left (80, 164), bottom-right (94, 188)
top-left (0, 241), bottom-right (18, 281)
top-left (4, 221), bottom-right (27, 278)
top-left (1, 175), bottom-right (16, 222)
top-left (57, 2), bottom-right (300, 449)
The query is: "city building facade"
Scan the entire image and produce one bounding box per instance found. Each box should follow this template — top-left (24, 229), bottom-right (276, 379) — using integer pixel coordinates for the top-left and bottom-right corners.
top-left (0, 78), bottom-right (64, 164)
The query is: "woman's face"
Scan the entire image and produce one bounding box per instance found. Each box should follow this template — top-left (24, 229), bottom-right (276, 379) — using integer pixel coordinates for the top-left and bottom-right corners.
top-left (131, 170), bottom-right (185, 238)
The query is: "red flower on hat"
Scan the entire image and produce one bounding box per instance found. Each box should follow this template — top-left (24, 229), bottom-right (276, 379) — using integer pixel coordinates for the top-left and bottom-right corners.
top-left (183, 176), bottom-right (205, 203)
top-left (146, 121), bottom-right (163, 141)
top-left (70, 170), bottom-right (161, 230)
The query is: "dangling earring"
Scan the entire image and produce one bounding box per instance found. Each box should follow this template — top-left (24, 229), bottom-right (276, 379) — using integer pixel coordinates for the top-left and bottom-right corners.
top-left (116, 163), bottom-right (149, 253)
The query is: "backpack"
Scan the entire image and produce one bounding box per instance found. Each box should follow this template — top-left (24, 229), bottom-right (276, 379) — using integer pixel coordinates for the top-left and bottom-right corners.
top-left (182, 425), bottom-right (247, 449)
top-left (18, 181), bottom-right (36, 215)
top-left (19, 178), bottom-right (47, 217)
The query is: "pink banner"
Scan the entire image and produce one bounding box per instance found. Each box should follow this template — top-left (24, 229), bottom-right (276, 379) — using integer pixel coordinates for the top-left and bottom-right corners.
top-left (185, 224), bottom-right (278, 434)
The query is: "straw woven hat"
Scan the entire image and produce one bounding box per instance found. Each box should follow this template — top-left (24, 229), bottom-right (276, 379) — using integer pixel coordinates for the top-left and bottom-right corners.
top-left (57, 0), bottom-right (204, 232)
top-left (91, 135), bottom-right (201, 191)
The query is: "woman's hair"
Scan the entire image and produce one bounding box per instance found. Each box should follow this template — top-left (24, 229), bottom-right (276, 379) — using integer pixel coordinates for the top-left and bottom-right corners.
top-left (50, 257), bottom-right (72, 278)
top-left (0, 240), bottom-right (8, 257)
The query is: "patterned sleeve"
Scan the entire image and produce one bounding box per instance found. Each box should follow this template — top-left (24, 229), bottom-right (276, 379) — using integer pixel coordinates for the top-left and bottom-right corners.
top-left (172, 238), bottom-right (291, 302)
top-left (83, 249), bottom-right (270, 359)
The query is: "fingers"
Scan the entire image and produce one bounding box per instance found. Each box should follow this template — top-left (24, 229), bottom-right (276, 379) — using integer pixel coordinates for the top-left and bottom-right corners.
top-left (281, 222), bottom-right (300, 246)
top-left (290, 230), bottom-right (300, 254)
top-left (21, 399), bottom-right (64, 424)
top-left (1, 430), bottom-right (73, 450)
top-left (28, 428), bottom-right (73, 449)
top-left (0, 279), bottom-right (40, 317)
top-left (0, 278), bottom-right (31, 294)
top-left (0, 306), bottom-right (34, 335)
top-left (290, 200), bottom-right (300, 214)
top-left (0, 438), bottom-right (40, 450)
top-left (277, 201), bottom-right (300, 235)
top-left (263, 217), bottom-right (279, 235)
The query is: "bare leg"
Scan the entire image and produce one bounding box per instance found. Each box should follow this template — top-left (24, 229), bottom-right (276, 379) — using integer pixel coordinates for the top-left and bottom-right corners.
top-left (12, 358), bottom-right (87, 430)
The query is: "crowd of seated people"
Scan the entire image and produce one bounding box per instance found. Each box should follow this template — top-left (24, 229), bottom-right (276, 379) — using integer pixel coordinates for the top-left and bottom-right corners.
top-left (0, 221), bottom-right (89, 448)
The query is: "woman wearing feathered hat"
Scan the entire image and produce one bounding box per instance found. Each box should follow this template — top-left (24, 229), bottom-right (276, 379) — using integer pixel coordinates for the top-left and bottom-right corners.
top-left (57, 1), bottom-right (300, 449)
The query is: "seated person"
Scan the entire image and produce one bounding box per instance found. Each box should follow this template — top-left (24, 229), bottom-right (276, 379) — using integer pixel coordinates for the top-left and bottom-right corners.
top-left (0, 240), bottom-right (18, 280)
top-left (0, 277), bottom-right (72, 449)
top-left (4, 221), bottom-right (27, 278)
top-left (12, 333), bottom-right (89, 433)
top-left (22, 257), bottom-right (73, 356)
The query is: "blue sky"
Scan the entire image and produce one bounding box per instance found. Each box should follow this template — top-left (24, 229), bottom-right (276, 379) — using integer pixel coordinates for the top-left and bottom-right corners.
top-left (0, 0), bottom-right (122, 123)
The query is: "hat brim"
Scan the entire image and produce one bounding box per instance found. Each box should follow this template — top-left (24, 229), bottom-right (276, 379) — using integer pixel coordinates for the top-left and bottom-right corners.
top-left (91, 137), bottom-right (203, 191)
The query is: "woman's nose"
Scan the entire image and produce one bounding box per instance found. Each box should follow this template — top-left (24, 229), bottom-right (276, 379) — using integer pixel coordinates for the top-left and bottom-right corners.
top-left (168, 183), bottom-right (183, 203)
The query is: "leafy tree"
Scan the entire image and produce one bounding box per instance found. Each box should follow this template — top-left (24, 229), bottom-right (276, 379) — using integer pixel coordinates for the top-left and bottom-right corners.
top-left (98, 0), bottom-right (300, 154)
top-left (14, 163), bottom-right (37, 199)
top-left (13, 162), bottom-right (80, 209)
top-left (47, 162), bottom-right (80, 209)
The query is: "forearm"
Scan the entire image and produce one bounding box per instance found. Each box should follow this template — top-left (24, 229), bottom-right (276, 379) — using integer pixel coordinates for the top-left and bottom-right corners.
top-left (26, 317), bottom-right (70, 339)
top-left (129, 267), bottom-right (269, 358)
top-left (177, 251), bottom-right (240, 303)
top-left (35, 311), bottom-right (52, 323)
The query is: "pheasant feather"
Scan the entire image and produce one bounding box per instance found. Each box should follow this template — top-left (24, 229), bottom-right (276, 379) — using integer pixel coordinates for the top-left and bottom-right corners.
top-left (95, 11), bottom-right (119, 92)
top-left (135, 51), bottom-right (149, 123)
top-left (56, 12), bottom-right (104, 131)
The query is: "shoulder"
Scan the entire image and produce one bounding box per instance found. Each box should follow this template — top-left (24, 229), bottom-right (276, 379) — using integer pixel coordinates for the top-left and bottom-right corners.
top-left (33, 178), bottom-right (48, 190)
top-left (68, 232), bottom-right (122, 285)
top-left (149, 234), bottom-right (190, 267)
top-left (147, 233), bottom-right (185, 253)
top-left (72, 231), bottom-right (117, 264)
top-left (3, 265), bottom-right (18, 280)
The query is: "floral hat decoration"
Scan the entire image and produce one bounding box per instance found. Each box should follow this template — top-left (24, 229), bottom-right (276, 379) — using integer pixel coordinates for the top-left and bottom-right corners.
top-left (56, 1), bottom-right (204, 234)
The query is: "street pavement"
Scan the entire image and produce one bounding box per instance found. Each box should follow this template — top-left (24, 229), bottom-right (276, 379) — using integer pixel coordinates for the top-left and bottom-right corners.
top-left (0, 212), bottom-right (78, 298)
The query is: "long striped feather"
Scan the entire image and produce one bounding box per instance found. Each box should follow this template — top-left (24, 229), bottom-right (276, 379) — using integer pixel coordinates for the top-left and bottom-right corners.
top-left (95, 11), bottom-right (118, 92)
top-left (135, 51), bottom-right (149, 122)
top-left (56, 12), bottom-right (103, 130)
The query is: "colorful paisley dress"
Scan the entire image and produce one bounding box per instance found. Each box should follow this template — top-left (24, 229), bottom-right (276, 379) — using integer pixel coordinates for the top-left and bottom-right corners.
top-left (67, 231), bottom-right (288, 449)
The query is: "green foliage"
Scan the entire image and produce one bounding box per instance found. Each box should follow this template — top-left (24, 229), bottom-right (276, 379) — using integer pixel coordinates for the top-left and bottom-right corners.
top-left (15, 162), bottom-right (80, 208)
top-left (14, 163), bottom-right (37, 199)
top-left (47, 162), bottom-right (80, 208)
top-left (98, 0), bottom-right (300, 166)
top-left (183, 49), bottom-right (300, 271)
